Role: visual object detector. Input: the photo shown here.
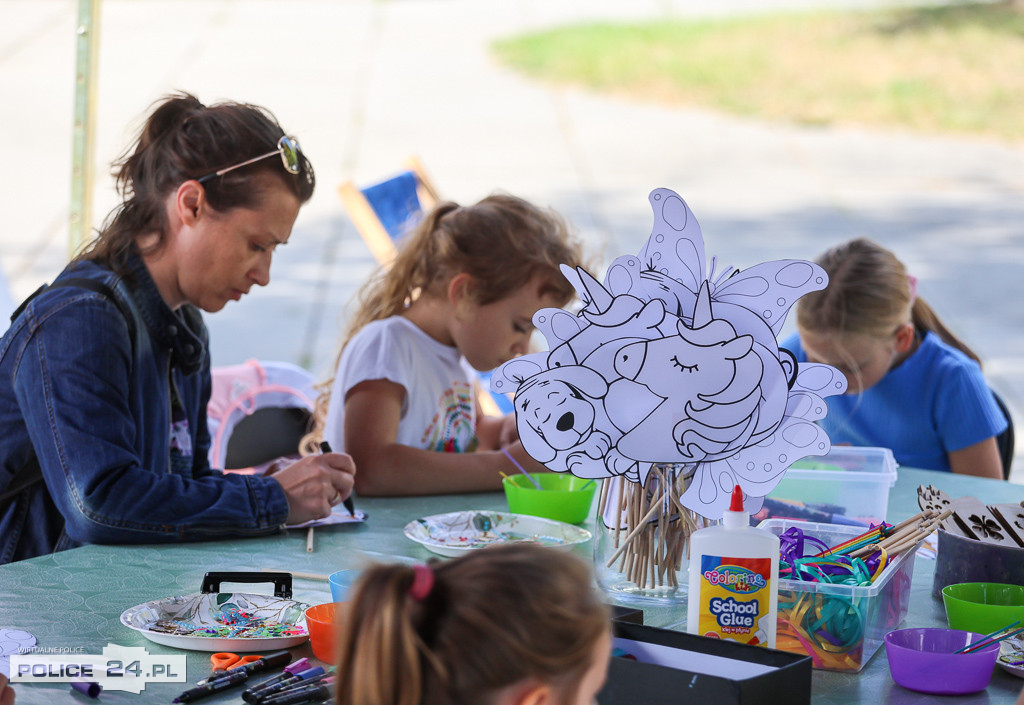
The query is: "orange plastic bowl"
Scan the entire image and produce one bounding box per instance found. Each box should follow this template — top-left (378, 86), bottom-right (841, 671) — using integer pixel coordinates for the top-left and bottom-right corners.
top-left (304, 602), bottom-right (340, 664)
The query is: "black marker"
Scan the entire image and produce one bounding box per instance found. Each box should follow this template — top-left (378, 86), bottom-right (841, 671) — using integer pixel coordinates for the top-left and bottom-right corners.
top-left (172, 669), bottom-right (250, 703)
top-left (320, 441), bottom-right (356, 517)
top-left (250, 666), bottom-right (325, 704)
top-left (242, 658), bottom-right (311, 702)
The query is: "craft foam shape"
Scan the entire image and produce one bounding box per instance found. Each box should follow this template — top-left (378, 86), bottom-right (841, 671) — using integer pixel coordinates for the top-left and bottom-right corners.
top-left (491, 189), bottom-right (848, 520)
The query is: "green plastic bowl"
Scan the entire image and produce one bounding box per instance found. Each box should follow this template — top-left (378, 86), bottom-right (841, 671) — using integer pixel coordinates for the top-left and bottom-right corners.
top-left (503, 473), bottom-right (597, 524)
top-left (942, 582), bottom-right (1024, 635)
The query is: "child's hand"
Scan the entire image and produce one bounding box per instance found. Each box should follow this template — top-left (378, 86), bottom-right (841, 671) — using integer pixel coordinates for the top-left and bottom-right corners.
top-left (272, 452), bottom-right (357, 525)
top-left (498, 413), bottom-right (520, 447)
top-left (0, 672), bottom-right (14, 705)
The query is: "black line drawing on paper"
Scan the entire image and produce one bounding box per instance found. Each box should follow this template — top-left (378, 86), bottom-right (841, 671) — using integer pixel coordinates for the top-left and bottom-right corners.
top-left (491, 188), bottom-right (848, 519)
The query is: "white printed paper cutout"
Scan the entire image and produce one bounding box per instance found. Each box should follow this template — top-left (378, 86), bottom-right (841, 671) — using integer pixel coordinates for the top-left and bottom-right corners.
top-left (492, 189), bottom-right (848, 520)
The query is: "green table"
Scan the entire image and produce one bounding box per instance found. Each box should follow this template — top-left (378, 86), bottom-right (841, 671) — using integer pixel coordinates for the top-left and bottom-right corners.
top-left (2, 467), bottom-right (1022, 704)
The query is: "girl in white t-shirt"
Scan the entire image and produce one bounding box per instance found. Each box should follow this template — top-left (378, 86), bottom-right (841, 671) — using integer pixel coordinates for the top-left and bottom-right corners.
top-left (306, 194), bottom-right (584, 495)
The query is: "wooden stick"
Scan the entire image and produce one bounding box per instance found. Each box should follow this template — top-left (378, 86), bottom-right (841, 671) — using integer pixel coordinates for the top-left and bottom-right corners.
top-left (306, 527), bottom-right (315, 553)
top-left (888, 510), bottom-right (929, 534)
top-left (648, 527), bottom-right (656, 589)
top-left (884, 527), bottom-right (933, 555)
top-left (881, 521), bottom-right (927, 545)
top-left (614, 476), bottom-right (627, 548)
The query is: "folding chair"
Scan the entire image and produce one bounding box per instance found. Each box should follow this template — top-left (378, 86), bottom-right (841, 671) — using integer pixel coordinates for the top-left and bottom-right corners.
top-left (207, 359), bottom-right (317, 471)
top-left (338, 158), bottom-right (512, 416)
top-left (991, 388), bottom-right (1016, 479)
top-left (337, 156), bottom-right (440, 267)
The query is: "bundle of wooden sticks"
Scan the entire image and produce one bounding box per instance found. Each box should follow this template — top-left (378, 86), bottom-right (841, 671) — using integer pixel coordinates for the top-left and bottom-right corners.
top-left (596, 465), bottom-right (706, 590)
top-left (844, 507), bottom-right (952, 560)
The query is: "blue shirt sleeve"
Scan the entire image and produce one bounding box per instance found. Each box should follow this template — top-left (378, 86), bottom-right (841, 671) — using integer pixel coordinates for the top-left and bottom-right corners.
top-left (932, 354), bottom-right (1008, 453)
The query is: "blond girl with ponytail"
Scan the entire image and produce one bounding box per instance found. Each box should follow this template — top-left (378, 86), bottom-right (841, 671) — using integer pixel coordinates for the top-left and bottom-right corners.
top-left (784, 237), bottom-right (1006, 478)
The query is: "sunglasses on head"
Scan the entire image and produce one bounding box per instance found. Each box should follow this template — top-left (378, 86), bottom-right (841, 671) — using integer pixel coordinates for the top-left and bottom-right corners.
top-left (196, 135), bottom-right (304, 184)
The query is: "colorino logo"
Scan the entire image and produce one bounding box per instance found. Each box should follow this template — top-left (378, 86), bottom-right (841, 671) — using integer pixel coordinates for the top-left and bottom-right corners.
top-left (702, 565), bottom-right (766, 594)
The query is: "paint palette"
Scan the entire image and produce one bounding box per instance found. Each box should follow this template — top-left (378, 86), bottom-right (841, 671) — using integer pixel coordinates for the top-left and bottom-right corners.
top-left (404, 510), bottom-right (591, 558)
top-left (120, 572), bottom-right (310, 652)
top-left (0, 628), bottom-right (36, 677)
top-left (121, 592), bottom-right (310, 652)
top-left (998, 635), bottom-right (1024, 679)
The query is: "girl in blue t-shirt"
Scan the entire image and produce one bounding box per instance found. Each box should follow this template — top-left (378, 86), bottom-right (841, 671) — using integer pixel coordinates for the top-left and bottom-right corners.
top-left (784, 238), bottom-right (1007, 478)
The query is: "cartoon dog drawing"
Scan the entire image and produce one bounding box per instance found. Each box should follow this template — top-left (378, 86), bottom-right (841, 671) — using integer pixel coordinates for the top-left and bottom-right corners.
top-left (499, 360), bottom-right (641, 480)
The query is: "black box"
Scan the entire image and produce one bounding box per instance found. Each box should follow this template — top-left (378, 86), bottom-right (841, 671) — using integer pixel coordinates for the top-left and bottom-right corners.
top-left (598, 622), bottom-right (812, 705)
top-left (610, 605), bottom-right (644, 625)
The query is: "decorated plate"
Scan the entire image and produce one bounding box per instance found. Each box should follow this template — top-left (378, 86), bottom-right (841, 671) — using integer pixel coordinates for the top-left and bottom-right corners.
top-left (998, 635), bottom-right (1024, 679)
top-left (404, 510), bottom-right (591, 558)
top-left (120, 591), bottom-right (310, 652)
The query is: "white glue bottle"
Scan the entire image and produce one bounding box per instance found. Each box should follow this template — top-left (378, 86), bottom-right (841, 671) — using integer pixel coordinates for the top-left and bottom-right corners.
top-left (687, 485), bottom-right (779, 648)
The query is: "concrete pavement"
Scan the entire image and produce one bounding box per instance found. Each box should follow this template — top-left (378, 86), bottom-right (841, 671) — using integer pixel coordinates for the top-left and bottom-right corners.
top-left (2, 0), bottom-right (1022, 480)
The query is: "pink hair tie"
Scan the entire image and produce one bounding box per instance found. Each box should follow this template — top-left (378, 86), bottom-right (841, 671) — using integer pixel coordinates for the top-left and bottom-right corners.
top-left (908, 274), bottom-right (918, 306)
top-left (408, 564), bottom-right (434, 601)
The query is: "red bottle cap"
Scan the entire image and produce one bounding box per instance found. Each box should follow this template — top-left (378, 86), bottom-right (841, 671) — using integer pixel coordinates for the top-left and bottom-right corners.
top-left (729, 485), bottom-right (744, 512)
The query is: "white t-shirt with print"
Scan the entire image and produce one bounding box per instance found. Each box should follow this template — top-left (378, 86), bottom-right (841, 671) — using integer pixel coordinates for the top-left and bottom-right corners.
top-left (324, 316), bottom-right (479, 454)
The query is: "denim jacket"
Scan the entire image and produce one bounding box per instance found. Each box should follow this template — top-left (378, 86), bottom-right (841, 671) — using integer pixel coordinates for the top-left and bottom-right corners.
top-left (0, 252), bottom-right (289, 563)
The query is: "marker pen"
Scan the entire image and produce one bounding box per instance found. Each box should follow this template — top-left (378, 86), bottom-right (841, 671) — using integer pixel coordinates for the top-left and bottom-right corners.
top-left (172, 669), bottom-right (250, 703)
top-left (320, 441), bottom-right (356, 517)
top-left (261, 676), bottom-right (335, 705)
top-left (257, 671), bottom-right (331, 701)
top-left (250, 667), bottom-right (325, 704)
top-left (242, 658), bottom-right (312, 702)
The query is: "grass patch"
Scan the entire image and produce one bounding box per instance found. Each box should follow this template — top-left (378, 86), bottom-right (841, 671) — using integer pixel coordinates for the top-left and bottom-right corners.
top-left (492, 4), bottom-right (1024, 140)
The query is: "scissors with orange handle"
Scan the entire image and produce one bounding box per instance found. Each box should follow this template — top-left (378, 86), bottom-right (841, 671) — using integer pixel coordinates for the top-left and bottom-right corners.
top-left (209, 652), bottom-right (262, 677)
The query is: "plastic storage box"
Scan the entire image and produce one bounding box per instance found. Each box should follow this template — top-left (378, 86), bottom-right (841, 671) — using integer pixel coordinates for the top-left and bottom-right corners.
top-left (758, 518), bottom-right (918, 672)
top-left (757, 446), bottom-right (898, 526)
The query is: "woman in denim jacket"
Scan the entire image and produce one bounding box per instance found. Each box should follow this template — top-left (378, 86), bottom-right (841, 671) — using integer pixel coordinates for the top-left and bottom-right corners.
top-left (0, 93), bottom-right (355, 563)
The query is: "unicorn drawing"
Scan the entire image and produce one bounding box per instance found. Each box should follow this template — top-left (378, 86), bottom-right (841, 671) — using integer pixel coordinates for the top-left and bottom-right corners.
top-left (491, 188), bottom-right (848, 519)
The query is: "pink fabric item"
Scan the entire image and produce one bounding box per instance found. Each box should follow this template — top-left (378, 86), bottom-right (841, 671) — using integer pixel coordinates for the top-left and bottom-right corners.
top-left (207, 359), bottom-right (316, 470)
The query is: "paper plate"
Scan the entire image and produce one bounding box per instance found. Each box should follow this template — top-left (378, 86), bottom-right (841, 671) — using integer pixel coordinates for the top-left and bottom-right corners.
top-left (121, 586), bottom-right (309, 651)
top-left (998, 636), bottom-right (1024, 679)
top-left (404, 510), bottom-right (591, 558)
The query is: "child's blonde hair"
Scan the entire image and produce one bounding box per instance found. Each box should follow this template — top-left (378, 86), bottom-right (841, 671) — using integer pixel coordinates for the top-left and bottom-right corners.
top-left (334, 543), bottom-right (610, 705)
top-left (796, 237), bottom-right (979, 362)
top-left (303, 193), bottom-right (583, 452)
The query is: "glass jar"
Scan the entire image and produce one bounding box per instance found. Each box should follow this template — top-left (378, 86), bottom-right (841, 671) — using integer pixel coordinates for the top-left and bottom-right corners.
top-left (593, 465), bottom-right (705, 605)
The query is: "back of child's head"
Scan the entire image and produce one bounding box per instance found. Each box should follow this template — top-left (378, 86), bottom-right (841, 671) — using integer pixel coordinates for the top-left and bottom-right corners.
top-left (796, 237), bottom-right (979, 363)
top-left (334, 543), bottom-right (611, 705)
top-left (344, 193), bottom-right (583, 344)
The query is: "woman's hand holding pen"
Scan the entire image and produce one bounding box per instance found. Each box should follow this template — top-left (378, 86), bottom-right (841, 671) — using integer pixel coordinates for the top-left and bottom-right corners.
top-left (272, 451), bottom-right (356, 525)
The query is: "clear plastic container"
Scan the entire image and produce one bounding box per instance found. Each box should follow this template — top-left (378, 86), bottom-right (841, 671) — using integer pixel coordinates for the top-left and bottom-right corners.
top-left (757, 446), bottom-right (898, 526)
top-left (758, 518), bottom-right (918, 672)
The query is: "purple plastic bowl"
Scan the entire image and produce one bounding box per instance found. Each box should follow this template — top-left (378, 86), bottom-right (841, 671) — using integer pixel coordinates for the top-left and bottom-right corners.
top-left (884, 627), bottom-right (999, 695)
